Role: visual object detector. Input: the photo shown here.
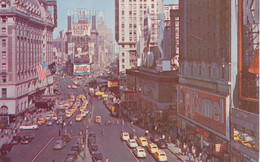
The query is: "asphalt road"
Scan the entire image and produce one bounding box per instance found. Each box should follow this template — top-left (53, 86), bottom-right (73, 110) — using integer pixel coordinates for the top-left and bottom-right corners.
top-left (0, 75), bottom-right (180, 162)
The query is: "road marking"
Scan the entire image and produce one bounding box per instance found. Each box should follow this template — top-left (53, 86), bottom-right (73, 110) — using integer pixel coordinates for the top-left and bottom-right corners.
top-left (123, 142), bottom-right (139, 162)
top-left (31, 136), bottom-right (55, 162)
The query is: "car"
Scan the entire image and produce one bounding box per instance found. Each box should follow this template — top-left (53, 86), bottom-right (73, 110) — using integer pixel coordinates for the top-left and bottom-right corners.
top-left (67, 85), bottom-right (71, 88)
top-left (81, 110), bottom-right (89, 117)
top-left (95, 116), bottom-right (102, 124)
top-left (45, 114), bottom-right (52, 120)
top-left (22, 131), bottom-right (34, 142)
top-left (75, 115), bottom-right (83, 121)
top-left (126, 139), bottom-right (138, 148)
top-left (153, 150), bottom-right (168, 162)
top-left (147, 143), bottom-right (159, 154)
top-left (20, 138), bottom-right (29, 144)
top-left (0, 143), bottom-right (13, 154)
top-left (89, 143), bottom-right (98, 155)
top-left (92, 151), bottom-right (103, 162)
top-left (71, 144), bottom-right (81, 154)
top-left (37, 117), bottom-right (46, 125)
top-left (53, 140), bottom-right (66, 150)
top-left (66, 151), bottom-right (77, 161)
top-left (11, 135), bottom-right (22, 145)
top-left (88, 132), bottom-right (96, 139)
top-left (72, 85), bottom-right (77, 89)
top-left (62, 133), bottom-right (71, 142)
top-left (150, 134), bottom-right (161, 143)
top-left (66, 111), bottom-right (73, 118)
top-left (136, 137), bottom-right (148, 147)
top-left (133, 146), bottom-right (146, 158)
top-left (46, 119), bottom-right (54, 126)
top-left (50, 111), bottom-right (56, 117)
top-left (88, 136), bottom-right (96, 147)
top-left (52, 115), bottom-right (58, 120)
top-left (156, 138), bottom-right (168, 149)
top-left (129, 133), bottom-right (138, 140)
top-left (56, 117), bottom-right (63, 124)
top-left (121, 131), bottom-right (130, 141)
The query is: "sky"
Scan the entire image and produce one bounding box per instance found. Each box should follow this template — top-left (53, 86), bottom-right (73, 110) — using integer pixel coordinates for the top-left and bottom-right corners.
top-left (53, 0), bottom-right (178, 38)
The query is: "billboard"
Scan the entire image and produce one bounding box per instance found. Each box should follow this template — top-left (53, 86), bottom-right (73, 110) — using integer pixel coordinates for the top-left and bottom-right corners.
top-left (178, 85), bottom-right (230, 139)
top-left (108, 80), bottom-right (119, 88)
top-left (73, 63), bottom-right (90, 75)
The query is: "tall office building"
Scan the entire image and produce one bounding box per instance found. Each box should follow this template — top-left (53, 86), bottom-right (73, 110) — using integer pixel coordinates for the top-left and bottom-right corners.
top-left (178, 0), bottom-right (259, 161)
top-left (0, 0), bottom-right (57, 120)
top-left (115, 0), bottom-right (163, 73)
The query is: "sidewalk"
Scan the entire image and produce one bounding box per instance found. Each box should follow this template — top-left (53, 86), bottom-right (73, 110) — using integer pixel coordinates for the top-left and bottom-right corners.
top-left (167, 143), bottom-right (193, 162)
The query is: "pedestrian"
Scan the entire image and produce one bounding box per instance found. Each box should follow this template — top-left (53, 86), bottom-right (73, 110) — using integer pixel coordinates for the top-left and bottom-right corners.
top-left (105, 156), bottom-right (108, 162)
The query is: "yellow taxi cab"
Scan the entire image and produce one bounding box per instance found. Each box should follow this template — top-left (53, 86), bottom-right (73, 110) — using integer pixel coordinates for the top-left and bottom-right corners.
top-left (71, 106), bottom-right (78, 113)
top-left (75, 115), bottom-right (83, 121)
top-left (80, 104), bottom-right (87, 111)
top-left (136, 137), bottom-right (148, 147)
top-left (50, 111), bottom-right (56, 117)
top-left (37, 117), bottom-right (46, 125)
top-left (147, 143), bottom-right (159, 154)
top-left (66, 111), bottom-right (73, 118)
top-left (153, 150), bottom-right (168, 162)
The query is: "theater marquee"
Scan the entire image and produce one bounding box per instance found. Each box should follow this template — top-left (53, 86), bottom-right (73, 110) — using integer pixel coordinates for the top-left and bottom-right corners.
top-left (178, 85), bottom-right (230, 140)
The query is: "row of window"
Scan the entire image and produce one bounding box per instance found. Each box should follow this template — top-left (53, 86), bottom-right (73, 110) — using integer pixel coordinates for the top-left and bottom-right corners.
top-left (122, 0), bottom-right (154, 2)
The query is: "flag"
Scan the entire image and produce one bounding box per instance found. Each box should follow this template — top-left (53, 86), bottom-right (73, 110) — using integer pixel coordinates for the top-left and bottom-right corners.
top-left (48, 62), bottom-right (56, 75)
top-left (36, 61), bottom-right (47, 80)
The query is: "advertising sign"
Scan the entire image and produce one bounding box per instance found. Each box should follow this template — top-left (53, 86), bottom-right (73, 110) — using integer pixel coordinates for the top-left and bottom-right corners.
top-left (178, 85), bottom-right (230, 139)
top-left (73, 63), bottom-right (90, 75)
top-left (108, 80), bottom-right (119, 88)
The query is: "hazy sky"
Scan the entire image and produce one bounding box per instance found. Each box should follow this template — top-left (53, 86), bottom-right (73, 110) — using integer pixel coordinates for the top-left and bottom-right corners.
top-left (53, 0), bottom-right (178, 38)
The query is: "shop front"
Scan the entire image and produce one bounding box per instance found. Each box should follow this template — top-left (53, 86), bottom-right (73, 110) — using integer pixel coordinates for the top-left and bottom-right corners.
top-left (177, 85), bottom-right (231, 162)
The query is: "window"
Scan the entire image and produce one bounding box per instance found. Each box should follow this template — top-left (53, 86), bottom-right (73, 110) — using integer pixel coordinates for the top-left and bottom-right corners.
top-left (2, 51), bottom-right (6, 59)
top-left (122, 59), bottom-right (125, 63)
top-left (2, 27), bottom-right (6, 33)
top-left (122, 11), bottom-right (124, 15)
top-left (2, 88), bottom-right (7, 98)
top-left (122, 52), bottom-right (125, 57)
top-left (122, 65), bottom-right (125, 69)
top-left (2, 39), bottom-right (6, 47)
top-left (2, 63), bottom-right (6, 71)
top-left (151, 4), bottom-right (154, 8)
top-left (129, 11), bottom-right (132, 15)
top-left (2, 76), bottom-right (6, 83)
top-left (140, 4), bottom-right (142, 8)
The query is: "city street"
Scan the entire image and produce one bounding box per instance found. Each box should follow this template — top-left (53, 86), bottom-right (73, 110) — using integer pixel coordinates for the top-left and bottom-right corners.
top-left (0, 75), bottom-right (181, 162)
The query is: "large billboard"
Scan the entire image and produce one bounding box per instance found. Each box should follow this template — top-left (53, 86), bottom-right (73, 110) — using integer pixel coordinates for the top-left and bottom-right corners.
top-left (73, 63), bottom-right (90, 75)
top-left (178, 85), bottom-right (230, 140)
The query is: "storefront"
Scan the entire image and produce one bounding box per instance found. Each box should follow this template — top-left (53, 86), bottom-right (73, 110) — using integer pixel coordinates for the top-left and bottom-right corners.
top-left (177, 85), bottom-right (231, 162)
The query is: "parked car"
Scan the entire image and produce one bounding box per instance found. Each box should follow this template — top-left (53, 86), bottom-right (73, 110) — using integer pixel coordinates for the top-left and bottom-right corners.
top-left (20, 138), bottom-right (29, 144)
top-left (53, 140), bottom-right (66, 150)
top-left (92, 151), bottom-right (103, 162)
top-left (126, 139), bottom-right (138, 148)
top-left (0, 143), bottom-right (13, 155)
top-left (133, 146), bottom-right (146, 158)
top-left (19, 124), bottom-right (39, 130)
top-left (11, 135), bottom-right (22, 144)
top-left (89, 143), bottom-right (98, 155)
top-left (56, 117), bottom-right (63, 124)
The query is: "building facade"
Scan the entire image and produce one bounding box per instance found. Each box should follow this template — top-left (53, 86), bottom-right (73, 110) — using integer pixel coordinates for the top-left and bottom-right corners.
top-left (0, 0), bottom-right (56, 119)
top-left (115, 0), bottom-right (163, 73)
top-left (178, 0), bottom-right (259, 161)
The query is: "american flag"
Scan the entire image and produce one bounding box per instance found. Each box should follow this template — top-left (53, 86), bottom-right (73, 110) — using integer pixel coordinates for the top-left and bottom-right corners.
top-left (36, 61), bottom-right (47, 80)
